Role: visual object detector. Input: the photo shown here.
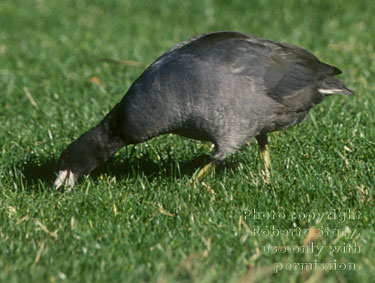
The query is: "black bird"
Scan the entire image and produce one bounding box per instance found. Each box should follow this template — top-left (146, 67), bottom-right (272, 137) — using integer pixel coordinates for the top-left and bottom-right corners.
top-left (54, 31), bottom-right (354, 189)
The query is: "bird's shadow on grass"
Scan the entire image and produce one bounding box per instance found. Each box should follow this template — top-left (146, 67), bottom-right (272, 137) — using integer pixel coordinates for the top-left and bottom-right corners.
top-left (21, 159), bottom-right (57, 187)
top-left (19, 154), bottom-right (214, 189)
top-left (90, 153), bottom-right (213, 181)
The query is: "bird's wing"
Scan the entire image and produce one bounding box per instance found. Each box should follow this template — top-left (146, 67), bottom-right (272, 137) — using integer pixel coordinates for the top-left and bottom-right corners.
top-left (146, 31), bottom-right (342, 107)
top-left (262, 41), bottom-right (341, 102)
top-left (186, 34), bottom-right (341, 102)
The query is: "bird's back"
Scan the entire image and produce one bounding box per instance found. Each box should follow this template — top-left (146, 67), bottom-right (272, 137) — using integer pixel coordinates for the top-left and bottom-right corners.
top-left (119, 31), bottom-right (352, 148)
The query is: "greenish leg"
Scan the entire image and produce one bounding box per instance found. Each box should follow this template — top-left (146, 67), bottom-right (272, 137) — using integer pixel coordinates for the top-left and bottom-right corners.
top-left (197, 161), bottom-right (215, 182)
top-left (256, 134), bottom-right (272, 183)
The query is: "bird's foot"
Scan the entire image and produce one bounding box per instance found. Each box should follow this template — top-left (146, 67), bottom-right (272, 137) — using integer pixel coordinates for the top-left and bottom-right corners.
top-left (261, 168), bottom-right (271, 184)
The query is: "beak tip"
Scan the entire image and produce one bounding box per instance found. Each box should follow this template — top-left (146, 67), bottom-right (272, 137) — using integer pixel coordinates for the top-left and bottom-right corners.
top-left (54, 170), bottom-right (76, 190)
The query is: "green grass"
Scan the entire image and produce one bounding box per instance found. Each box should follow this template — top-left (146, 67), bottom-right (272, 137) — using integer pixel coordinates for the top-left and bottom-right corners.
top-left (1, 0), bottom-right (374, 282)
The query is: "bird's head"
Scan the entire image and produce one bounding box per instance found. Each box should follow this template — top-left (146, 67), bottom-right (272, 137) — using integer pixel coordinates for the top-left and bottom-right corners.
top-left (54, 128), bottom-right (106, 190)
top-left (54, 120), bottom-right (126, 190)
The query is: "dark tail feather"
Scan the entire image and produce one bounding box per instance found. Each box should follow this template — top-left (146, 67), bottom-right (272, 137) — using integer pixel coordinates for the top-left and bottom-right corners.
top-left (318, 77), bottom-right (355, 95)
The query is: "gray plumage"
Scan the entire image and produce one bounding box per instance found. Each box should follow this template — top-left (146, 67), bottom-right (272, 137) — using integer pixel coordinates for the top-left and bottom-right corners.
top-left (54, 31), bottom-right (354, 189)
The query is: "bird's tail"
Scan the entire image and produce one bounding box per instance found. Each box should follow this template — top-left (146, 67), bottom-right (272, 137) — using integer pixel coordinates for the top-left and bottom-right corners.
top-left (318, 77), bottom-right (355, 95)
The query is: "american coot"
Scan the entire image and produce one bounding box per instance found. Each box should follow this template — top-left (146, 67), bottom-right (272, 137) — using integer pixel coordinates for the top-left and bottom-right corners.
top-left (54, 31), bottom-right (354, 189)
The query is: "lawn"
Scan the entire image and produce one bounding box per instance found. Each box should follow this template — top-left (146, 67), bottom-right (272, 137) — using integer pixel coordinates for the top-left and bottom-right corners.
top-left (0, 0), bottom-right (374, 282)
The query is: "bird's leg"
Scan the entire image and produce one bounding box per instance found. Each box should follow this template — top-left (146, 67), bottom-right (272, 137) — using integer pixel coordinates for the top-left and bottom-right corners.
top-left (256, 134), bottom-right (271, 183)
top-left (196, 145), bottom-right (225, 182)
top-left (197, 161), bottom-right (216, 182)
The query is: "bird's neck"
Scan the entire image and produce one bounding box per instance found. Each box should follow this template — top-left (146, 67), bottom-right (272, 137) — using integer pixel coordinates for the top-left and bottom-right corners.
top-left (96, 108), bottom-right (128, 162)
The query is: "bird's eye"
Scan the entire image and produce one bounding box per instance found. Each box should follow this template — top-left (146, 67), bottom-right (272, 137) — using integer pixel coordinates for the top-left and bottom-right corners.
top-left (61, 153), bottom-right (69, 162)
